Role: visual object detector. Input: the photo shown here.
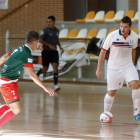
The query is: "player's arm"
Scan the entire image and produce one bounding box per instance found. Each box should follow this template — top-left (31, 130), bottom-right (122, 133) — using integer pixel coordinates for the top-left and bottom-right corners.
top-left (0, 53), bottom-right (10, 65)
top-left (57, 39), bottom-right (64, 52)
top-left (132, 49), bottom-right (136, 64)
top-left (26, 67), bottom-right (54, 96)
top-left (96, 49), bottom-right (107, 79)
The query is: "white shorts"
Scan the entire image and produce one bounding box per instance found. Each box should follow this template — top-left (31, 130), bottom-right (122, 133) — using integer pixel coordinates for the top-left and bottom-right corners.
top-left (107, 63), bottom-right (139, 91)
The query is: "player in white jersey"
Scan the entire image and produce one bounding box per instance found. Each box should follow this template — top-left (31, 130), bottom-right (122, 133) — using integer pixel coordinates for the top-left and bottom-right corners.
top-left (96, 16), bottom-right (140, 123)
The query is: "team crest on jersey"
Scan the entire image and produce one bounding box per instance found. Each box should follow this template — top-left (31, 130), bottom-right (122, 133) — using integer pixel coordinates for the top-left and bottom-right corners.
top-left (28, 58), bottom-right (33, 63)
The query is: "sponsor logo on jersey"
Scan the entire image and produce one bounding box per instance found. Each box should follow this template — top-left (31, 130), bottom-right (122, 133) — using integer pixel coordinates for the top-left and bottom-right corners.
top-left (28, 58), bottom-right (33, 63)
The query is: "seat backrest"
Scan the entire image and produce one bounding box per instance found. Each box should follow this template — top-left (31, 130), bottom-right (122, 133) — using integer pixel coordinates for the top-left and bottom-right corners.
top-left (67, 29), bottom-right (78, 38)
top-left (94, 11), bottom-right (105, 20)
top-left (85, 11), bottom-right (95, 19)
top-left (125, 10), bottom-right (134, 19)
top-left (132, 28), bottom-right (138, 34)
top-left (59, 29), bottom-right (68, 38)
top-left (134, 11), bottom-right (138, 19)
top-left (104, 11), bottom-right (114, 19)
top-left (76, 28), bottom-right (88, 38)
top-left (106, 28), bottom-right (117, 37)
top-left (86, 29), bottom-right (97, 38)
top-left (114, 11), bottom-right (124, 19)
top-left (96, 28), bottom-right (107, 38)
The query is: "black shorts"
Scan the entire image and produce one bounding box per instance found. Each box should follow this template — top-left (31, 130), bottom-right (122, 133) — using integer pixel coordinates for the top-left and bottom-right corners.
top-left (42, 50), bottom-right (59, 67)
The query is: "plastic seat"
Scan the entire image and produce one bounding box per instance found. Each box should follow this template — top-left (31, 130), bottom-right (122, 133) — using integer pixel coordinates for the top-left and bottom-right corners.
top-left (105, 11), bottom-right (124, 22)
top-left (132, 28), bottom-right (138, 34)
top-left (76, 28), bottom-right (88, 38)
top-left (86, 11), bottom-right (105, 23)
top-left (106, 29), bottom-right (117, 37)
top-left (131, 12), bottom-right (138, 22)
top-left (86, 29), bottom-right (97, 39)
top-left (59, 29), bottom-right (68, 38)
top-left (67, 29), bottom-right (78, 38)
top-left (125, 10), bottom-right (134, 19)
top-left (96, 28), bottom-right (107, 38)
top-left (96, 11), bottom-right (114, 23)
top-left (76, 11), bottom-right (95, 23)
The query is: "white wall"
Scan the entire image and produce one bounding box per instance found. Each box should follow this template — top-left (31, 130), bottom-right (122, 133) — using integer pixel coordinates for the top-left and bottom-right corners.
top-left (116, 0), bottom-right (129, 13)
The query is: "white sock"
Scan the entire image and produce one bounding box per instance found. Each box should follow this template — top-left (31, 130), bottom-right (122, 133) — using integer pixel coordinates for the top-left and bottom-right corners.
top-left (104, 93), bottom-right (114, 112)
top-left (132, 89), bottom-right (140, 115)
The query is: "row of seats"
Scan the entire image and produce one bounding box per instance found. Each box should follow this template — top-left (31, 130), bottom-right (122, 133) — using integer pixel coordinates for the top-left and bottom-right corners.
top-left (76, 10), bottom-right (138, 23)
top-left (59, 28), bottom-right (139, 39)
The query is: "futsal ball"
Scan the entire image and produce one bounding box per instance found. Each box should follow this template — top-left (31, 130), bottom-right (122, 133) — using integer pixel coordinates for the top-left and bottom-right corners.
top-left (100, 111), bottom-right (113, 124)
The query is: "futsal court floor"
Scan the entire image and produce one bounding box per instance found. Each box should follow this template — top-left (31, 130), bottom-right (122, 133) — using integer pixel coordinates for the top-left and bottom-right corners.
top-left (0, 81), bottom-right (140, 140)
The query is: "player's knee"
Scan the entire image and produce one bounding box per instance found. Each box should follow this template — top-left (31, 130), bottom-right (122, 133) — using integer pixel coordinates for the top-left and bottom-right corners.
top-left (130, 82), bottom-right (139, 89)
top-left (12, 107), bottom-right (21, 115)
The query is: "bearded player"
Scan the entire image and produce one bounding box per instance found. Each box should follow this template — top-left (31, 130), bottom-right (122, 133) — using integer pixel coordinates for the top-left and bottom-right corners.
top-left (96, 16), bottom-right (140, 123)
top-left (0, 31), bottom-right (54, 128)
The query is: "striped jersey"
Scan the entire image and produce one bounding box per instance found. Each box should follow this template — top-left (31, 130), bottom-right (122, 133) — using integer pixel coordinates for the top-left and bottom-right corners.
top-left (102, 29), bottom-right (138, 69)
top-left (0, 44), bottom-right (33, 82)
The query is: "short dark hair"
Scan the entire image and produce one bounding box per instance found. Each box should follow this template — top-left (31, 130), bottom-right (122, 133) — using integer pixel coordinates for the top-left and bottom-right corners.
top-left (26, 31), bottom-right (39, 44)
top-left (121, 16), bottom-right (132, 26)
top-left (48, 15), bottom-right (55, 21)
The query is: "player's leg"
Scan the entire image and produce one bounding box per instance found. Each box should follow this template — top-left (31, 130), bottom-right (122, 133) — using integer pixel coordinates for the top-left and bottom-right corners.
top-left (104, 90), bottom-right (117, 112)
top-left (37, 50), bottom-right (49, 77)
top-left (52, 63), bottom-right (60, 91)
top-left (51, 51), bottom-right (60, 91)
top-left (125, 63), bottom-right (140, 122)
top-left (0, 104), bottom-right (10, 115)
top-left (0, 101), bottom-right (21, 127)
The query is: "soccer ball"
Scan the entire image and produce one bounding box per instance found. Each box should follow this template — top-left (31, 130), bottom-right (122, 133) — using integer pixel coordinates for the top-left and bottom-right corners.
top-left (100, 111), bottom-right (113, 124)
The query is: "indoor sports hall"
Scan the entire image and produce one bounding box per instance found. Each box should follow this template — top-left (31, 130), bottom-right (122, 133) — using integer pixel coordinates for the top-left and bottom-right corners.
top-left (0, 0), bottom-right (140, 140)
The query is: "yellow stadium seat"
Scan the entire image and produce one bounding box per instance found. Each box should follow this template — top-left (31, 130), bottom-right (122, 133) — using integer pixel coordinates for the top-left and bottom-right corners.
top-left (115, 10), bottom-right (134, 23)
top-left (95, 11), bottom-right (114, 23)
top-left (135, 19), bottom-right (138, 22)
top-left (76, 11), bottom-right (95, 23)
top-left (89, 54), bottom-right (97, 58)
top-left (125, 10), bottom-right (134, 19)
top-left (106, 28), bottom-right (117, 37)
top-left (86, 29), bottom-right (97, 39)
top-left (67, 29), bottom-right (78, 38)
top-left (132, 28), bottom-right (138, 34)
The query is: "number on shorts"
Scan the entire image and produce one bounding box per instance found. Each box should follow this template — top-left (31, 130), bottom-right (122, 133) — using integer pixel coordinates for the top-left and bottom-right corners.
top-left (11, 90), bottom-right (15, 95)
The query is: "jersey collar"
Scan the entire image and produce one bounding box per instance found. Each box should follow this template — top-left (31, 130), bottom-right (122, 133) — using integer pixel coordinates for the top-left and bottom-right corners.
top-left (25, 44), bottom-right (32, 52)
top-left (119, 29), bottom-right (131, 36)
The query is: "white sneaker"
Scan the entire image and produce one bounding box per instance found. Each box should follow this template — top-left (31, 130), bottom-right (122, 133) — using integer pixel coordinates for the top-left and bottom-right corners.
top-left (54, 85), bottom-right (60, 91)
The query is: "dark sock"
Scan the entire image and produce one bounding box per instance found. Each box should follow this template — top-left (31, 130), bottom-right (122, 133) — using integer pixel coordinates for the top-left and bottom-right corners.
top-left (37, 69), bottom-right (43, 76)
top-left (54, 73), bottom-right (58, 85)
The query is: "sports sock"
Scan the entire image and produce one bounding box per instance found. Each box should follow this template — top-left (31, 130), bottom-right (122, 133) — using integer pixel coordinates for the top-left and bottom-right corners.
top-left (0, 109), bottom-right (16, 127)
top-left (132, 89), bottom-right (140, 115)
top-left (0, 104), bottom-right (10, 115)
top-left (54, 73), bottom-right (58, 85)
top-left (104, 93), bottom-right (114, 112)
top-left (37, 69), bottom-right (43, 76)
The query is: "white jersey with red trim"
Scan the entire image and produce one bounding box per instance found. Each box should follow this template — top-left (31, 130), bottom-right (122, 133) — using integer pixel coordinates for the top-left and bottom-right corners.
top-left (102, 29), bottom-right (138, 69)
top-left (0, 44), bottom-right (34, 81)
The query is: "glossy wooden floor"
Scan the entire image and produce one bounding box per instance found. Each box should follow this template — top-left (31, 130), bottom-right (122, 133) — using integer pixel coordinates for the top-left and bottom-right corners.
top-left (0, 82), bottom-right (140, 140)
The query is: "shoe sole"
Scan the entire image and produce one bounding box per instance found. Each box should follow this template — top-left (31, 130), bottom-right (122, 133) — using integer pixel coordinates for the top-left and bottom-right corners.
top-left (133, 118), bottom-right (140, 123)
top-left (54, 88), bottom-right (60, 91)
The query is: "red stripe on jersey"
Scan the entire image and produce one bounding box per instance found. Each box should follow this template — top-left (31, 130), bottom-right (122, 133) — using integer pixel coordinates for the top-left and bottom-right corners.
top-left (133, 47), bottom-right (138, 50)
top-left (102, 48), bottom-right (107, 51)
top-left (8, 52), bottom-right (11, 56)
top-left (24, 63), bottom-right (34, 68)
top-left (0, 77), bottom-right (10, 81)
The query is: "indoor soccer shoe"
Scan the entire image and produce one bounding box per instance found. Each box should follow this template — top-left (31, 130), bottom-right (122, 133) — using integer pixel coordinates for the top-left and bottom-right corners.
top-left (54, 85), bottom-right (60, 91)
top-left (133, 113), bottom-right (140, 122)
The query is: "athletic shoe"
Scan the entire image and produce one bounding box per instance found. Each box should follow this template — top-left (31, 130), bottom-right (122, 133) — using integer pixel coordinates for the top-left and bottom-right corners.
top-left (54, 85), bottom-right (60, 91)
top-left (133, 113), bottom-right (140, 122)
top-left (37, 69), bottom-right (42, 77)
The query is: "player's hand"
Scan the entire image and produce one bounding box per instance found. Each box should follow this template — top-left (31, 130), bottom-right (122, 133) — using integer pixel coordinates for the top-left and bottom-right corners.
top-left (49, 45), bottom-right (56, 50)
top-left (44, 86), bottom-right (54, 96)
top-left (96, 68), bottom-right (103, 79)
top-left (60, 48), bottom-right (64, 53)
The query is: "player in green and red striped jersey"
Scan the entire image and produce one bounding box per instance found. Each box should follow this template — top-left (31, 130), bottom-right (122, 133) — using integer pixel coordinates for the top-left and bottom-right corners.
top-left (0, 31), bottom-right (54, 128)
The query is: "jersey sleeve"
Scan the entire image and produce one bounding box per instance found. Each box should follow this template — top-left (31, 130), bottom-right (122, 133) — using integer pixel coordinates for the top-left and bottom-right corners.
top-left (102, 34), bottom-right (112, 51)
top-left (8, 52), bottom-right (11, 56)
top-left (40, 29), bottom-right (47, 40)
top-left (132, 38), bottom-right (138, 50)
top-left (20, 53), bottom-right (34, 68)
